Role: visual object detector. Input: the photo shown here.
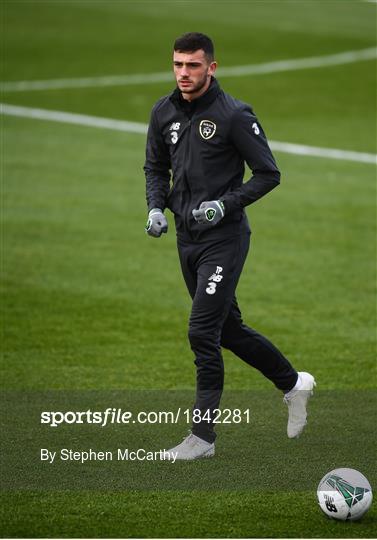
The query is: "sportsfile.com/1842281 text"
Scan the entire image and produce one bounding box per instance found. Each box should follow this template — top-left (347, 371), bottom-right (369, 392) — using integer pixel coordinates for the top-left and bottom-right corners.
top-left (40, 408), bottom-right (251, 427)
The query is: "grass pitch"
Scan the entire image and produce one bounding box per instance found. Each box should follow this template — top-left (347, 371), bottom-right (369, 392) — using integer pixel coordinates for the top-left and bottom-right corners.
top-left (1, 1), bottom-right (376, 537)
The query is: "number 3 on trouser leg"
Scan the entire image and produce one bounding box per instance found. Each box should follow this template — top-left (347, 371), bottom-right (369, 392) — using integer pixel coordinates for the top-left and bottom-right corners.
top-left (187, 234), bottom-right (250, 442)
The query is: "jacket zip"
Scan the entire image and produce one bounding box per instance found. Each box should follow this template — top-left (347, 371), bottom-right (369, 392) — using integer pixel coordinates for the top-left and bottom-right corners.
top-left (182, 118), bottom-right (193, 240)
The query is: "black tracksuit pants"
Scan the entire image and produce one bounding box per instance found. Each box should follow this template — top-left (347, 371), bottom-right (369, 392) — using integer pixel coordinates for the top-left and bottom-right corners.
top-left (177, 232), bottom-right (298, 443)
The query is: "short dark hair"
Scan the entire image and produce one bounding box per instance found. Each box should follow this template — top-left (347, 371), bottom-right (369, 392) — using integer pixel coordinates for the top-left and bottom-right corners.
top-left (173, 32), bottom-right (214, 62)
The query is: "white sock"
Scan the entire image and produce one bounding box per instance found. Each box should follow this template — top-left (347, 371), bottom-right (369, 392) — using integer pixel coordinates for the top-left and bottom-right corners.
top-left (284, 373), bottom-right (302, 399)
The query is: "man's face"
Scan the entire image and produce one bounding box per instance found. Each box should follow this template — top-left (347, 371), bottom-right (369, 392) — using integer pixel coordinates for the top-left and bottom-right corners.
top-left (173, 49), bottom-right (216, 99)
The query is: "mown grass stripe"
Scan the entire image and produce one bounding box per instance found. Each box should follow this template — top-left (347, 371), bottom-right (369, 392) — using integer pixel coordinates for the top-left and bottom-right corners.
top-left (1, 47), bottom-right (376, 92)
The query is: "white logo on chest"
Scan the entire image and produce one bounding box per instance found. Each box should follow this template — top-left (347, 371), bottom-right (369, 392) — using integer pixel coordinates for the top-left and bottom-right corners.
top-left (199, 120), bottom-right (216, 140)
top-left (169, 122), bottom-right (181, 144)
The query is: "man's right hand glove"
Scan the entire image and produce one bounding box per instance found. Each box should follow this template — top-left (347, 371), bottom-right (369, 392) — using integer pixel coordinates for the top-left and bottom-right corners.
top-left (192, 200), bottom-right (225, 227)
top-left (145, 208), bottom-right (168, 238)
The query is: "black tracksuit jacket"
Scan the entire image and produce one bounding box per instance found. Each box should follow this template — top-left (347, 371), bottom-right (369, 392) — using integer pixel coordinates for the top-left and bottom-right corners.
top-left (144, 77), bottom-right (281, 242)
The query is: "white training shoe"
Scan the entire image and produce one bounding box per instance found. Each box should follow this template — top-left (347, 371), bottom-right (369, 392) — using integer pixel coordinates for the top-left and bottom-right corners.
top-left (165, 433), bottom-right (215, 461)
top-left (284, 371), bottom-right (316, 438)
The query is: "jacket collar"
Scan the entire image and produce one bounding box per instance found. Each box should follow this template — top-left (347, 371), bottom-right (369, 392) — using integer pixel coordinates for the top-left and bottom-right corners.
top-left (169, 77), bottom-right (221, 112)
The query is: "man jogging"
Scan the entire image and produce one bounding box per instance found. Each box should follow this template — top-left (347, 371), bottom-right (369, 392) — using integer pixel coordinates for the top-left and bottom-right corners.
top-left (144, 32), bottom-right (315, 460)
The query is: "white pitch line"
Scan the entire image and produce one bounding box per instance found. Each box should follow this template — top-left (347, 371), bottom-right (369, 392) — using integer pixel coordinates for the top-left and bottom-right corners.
top-left (270, 141), bottom-right (376, 164)
top-left (1, 103), bottom-right (376, 165)
top-left (0, 103), bottom-right (147, 134)
top-left (1, 47), bottom-right (376, 92)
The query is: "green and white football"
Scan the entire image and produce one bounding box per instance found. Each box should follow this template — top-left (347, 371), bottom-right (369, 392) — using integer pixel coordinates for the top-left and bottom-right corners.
top-left (317, 468), bottom-right (373, 521)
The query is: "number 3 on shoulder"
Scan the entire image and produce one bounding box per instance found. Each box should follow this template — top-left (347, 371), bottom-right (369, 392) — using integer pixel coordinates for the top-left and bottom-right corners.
top-left (252, 122), bottom-right (260, 135)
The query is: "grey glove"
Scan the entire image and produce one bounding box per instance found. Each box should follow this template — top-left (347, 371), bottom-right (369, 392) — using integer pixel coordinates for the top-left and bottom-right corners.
top-left (145, 208), bottom-right (168, 237)
top-left (192, 200), bottom-right (225, 226)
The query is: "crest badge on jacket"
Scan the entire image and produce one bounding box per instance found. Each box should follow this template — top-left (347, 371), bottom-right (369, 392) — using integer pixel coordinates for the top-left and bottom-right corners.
top-left (199, 120), bottom-right (216, 140)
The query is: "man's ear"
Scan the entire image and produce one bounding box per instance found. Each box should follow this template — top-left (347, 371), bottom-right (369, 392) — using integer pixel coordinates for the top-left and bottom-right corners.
top-left (208, 61), bottom-right (217, 77)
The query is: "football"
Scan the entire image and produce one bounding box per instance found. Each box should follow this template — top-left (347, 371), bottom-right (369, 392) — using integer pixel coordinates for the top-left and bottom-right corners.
top-left (317, 468), bottom-right (373, 521)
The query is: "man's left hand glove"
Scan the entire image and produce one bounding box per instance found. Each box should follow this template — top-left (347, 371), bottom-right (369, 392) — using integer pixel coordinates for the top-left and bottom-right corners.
top-left (192, 200), bottom-right (225, 226)
top-left (145, 208), bottom-right (168, 237)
